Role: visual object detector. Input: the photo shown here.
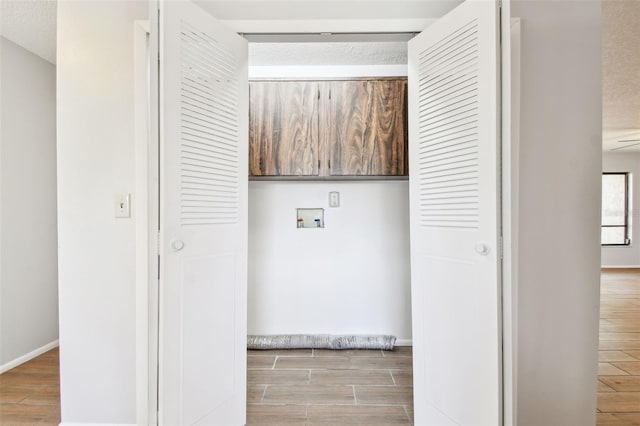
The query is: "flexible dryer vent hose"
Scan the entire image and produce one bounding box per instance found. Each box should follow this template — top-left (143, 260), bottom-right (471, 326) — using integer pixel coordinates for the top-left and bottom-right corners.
top-left (247, 334), bottom-right (396, 351)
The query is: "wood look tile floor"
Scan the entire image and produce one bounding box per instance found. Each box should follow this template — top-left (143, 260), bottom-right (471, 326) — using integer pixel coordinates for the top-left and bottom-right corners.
top-left (597, 269), bottom-right (640, 426)
top-left (246, 347), bottom-right (414, 425)
top-left (0, 348), bottom-right (61, 425)
top-left (3, 269), bottom-right (639, 425)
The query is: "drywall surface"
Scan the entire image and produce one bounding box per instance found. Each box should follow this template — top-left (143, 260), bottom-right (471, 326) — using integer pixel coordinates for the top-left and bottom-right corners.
top-left (248, 181), bottom-right (412, 341)
top-left (57, 1), bottom-right (145, 422)
top-left (602, 152), bottom-right (640, 266)
top-left (510, 1), bottom-right (602, 425)
top-left (0, 37), bottom-right (58, 369)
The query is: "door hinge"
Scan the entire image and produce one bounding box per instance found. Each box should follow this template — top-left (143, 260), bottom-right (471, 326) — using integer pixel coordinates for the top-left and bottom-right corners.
top-left (499, 236), bottom-right (504, 260)
top-left (157, 230), bottom-right (161, 256)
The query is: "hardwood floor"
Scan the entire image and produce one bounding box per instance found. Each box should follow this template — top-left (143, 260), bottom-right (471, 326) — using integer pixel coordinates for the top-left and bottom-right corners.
top-left (0, 348), bottom-right (60, 425)
top-left (597, 268), bottom-right (640, 425)
top-left (247, 347), bottom-right (414, 425)
top-left (2, 269), bottom-right (638, 425)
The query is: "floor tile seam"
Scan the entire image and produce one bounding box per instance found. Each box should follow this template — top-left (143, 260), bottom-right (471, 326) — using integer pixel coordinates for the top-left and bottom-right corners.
top-left (8, 398), bottom-right (59, 408)
top-left (349, 402), bottom-right (413, 408)
top-left (389, 370), bottom-right (399, 385)
top-left (354, 384), bottom-right (414, 388)
top-left (274, 367), bottom-right (406, 372)
top-left (260, 385), bottom-right (268, 402)
top-left (622, 351), bottom-right (640, 361)
top-left (261, 384), bottom-right (411, 388)
top-left (273, 367), bottom-right (366, 371)
top-left (402, 404), bottom-right (412, 421)
top-left (248, 403), bottom-right (366, 411)
top-left (3, 393), bottom-right (33, 405)
top-left (600, 362), bottom-right (631, 374)
top-left (257, 401), bottom-right (360, 407)
top-left (260, 384), bottom-right (369, 389)
top-left (15, 399), bottom-right (61, 407)
top-left (609, 362), bottom-right (640, 375)
top-left (249, 367), bottom-right (309, 371)
top-left (347, 367), bottom-right (414, 372)
top-left (310, 354), bottom-right (353, 358)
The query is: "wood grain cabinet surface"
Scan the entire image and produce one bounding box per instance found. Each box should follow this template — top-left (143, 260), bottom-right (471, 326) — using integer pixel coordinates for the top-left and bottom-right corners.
top-left (328, 79), bottom-right (408, 176)
top-left (249, 81), bottom-right (320, 176)
top-left (249, 78), bottom-right (408, 178)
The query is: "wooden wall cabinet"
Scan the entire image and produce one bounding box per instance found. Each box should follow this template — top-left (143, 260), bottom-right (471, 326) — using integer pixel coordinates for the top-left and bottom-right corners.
top-left (249, 78), bottom-right (408, 178)
top-left (249, 81), bottom-right (320, 176)
top-left (327, 79), bottom-right (408, 176)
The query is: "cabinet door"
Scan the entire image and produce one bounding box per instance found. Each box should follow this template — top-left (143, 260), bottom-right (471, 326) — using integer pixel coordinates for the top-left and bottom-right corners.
top-left (328, 79), bottom-right (408, 176)
top-left (249, 81), bottom-right (320, 176)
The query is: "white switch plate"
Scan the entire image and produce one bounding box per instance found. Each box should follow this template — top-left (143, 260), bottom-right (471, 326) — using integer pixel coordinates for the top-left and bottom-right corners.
top-left (329, 191), bottom-right (340, 207)
top-left (114, 193), bottom-right (131, 218)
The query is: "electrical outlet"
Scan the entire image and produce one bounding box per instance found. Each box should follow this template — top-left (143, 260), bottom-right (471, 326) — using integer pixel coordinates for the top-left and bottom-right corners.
top-left (329, 191), bottom-right (340, 207)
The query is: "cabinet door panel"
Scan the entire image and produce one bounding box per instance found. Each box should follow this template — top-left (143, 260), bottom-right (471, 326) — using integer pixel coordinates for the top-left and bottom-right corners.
top-left (249, 81), bottom-right (319, 176)
top-left (329, 79), bottom-right (408, 176)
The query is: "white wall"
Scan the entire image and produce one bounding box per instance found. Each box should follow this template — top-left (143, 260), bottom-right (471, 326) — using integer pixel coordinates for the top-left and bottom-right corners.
top-left (510, 1), bottom-right (602, 425)
top-left (0, 37), bottom-right (59, 371)
top-left (57, 1), bottom-right (146, 423)
top-left (602, 152), bottom-right (640, 267)
top-left (248, 181), bottom-right (412, 341)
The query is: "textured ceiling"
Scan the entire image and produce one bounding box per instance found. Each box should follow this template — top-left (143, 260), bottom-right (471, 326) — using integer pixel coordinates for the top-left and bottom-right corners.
top-left (2, 0), bottom-right (639, 151)
top-left (602, 0), bottom-right (640, 152)
top-left (249, 41), bottom-right (408, 66)
top-left (0, 0), bottom-right (56, 64)
top-left (195, 0), bottom-right (462, 21)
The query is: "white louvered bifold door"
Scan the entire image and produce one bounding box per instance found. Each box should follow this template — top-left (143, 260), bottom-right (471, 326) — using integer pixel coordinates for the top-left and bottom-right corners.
top-left (158, 1), bottom-right (248, 425)
top-left (408, 1), bottom-right (501, 425)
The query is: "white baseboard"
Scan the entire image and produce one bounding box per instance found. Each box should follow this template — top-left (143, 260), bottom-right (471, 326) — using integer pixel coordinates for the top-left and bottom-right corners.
top-left (395, 339), bottom-right (412, 347)
top-left (601, 265), bottom-right (640, 269)
top-left (0, 340), bottom-right (59, 374)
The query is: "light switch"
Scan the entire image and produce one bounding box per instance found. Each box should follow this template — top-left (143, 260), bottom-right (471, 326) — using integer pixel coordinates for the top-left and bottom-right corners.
top-left (114, 193), bottom-right (131, 218)
top-left (329, 191), bottom-right (340, 207)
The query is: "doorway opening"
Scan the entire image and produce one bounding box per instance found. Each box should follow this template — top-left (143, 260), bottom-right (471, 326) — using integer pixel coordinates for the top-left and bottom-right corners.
top-left (244, 35), bottom-right (414, 424)
top-left (146, 1), bottom-right (506, 424)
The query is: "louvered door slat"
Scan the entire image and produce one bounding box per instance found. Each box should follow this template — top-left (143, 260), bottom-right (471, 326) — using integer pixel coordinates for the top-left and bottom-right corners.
top-left (179, 19), bottom-right (240, 227)
top-left (416, 17), bottom-right (481, 229)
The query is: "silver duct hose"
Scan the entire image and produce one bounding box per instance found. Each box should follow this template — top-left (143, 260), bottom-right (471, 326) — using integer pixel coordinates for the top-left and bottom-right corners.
top-left (247, 334), bottom-right (396, 350)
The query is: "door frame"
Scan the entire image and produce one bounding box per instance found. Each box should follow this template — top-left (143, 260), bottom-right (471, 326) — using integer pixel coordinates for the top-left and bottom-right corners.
top-left (134, 17), bottom-right (160, 426)
top-left (137, 7), bottom-right (516, 426)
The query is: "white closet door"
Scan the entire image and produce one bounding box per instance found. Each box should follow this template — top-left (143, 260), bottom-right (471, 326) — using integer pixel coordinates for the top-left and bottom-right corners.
top-left (157, 1), bottom-right (248, 424)
top-left (408, 1), bottom-right (501, 424)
